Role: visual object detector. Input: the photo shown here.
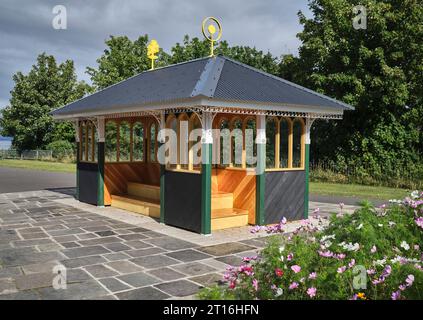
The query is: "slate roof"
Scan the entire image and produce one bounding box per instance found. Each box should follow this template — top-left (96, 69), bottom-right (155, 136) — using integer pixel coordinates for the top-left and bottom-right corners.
top-left (51, 55), bottom-right (353, 118)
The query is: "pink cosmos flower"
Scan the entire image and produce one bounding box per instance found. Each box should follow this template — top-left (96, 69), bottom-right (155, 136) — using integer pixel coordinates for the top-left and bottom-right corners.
top-left (415, 217), bottom-right (423, 229)
top-left (291, 265), bottom-right (301, 273)
top-left (367, 269), bottom-right (376, 275)
top-left (348, 259), bottom-right (356, 268)
top-left (308, 272), bottom-right (317, 280)
top-left (339, 203), bottom-right (345, 210)
top-left (371, 245), bottom-right (377, 254)
top-left (335, 253), bottom-right (346, 260)
top-left (337, 266), bottom-right (346, 273)
top-left (399, 284), bottom-right (406, 291)
top-left (289, 282), bottom-right (299, 290)
top-left (391, 290), bottom-right (401, 300)
top-left (307, 287), bottom-right (317, 298)
top-left (287, 253), bottom-right (294, 261)
top-left (252, 279), bottom-right (258, 291)
top-left (406, 274), bottom-right (415, 287)
top-left (229, 281), bottom-right (236, 289)
top-left (318, 250), bottom-right (333, 258)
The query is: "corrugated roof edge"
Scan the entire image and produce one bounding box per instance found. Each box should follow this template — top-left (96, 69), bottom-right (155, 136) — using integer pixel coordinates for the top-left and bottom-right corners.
top-left (218, 55), bottom-right (354, 111)
top-left (50, 56), bottom-right (212, 116)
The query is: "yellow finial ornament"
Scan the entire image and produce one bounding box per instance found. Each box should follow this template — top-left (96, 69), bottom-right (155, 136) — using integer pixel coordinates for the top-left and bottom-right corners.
top-left (147, 39), bottom-right (160, 70)
top-left (202, 17), bottom-right (222, 57)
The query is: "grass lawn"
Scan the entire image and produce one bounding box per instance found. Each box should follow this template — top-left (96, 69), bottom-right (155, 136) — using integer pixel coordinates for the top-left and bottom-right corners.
top-left (0, 159), bottom-right (75, 173)
top-left (310, 181), bottom-right (409, 200)
top-left (0, 159), bottom-right (410, 200)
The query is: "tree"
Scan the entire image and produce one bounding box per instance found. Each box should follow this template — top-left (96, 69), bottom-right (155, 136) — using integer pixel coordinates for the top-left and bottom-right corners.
top-left (0, 53), bottom-right (90, 151)
top-left (86, 35), bottom-right (170, 89)
top-left (170, 35), bottom-right (279, 75)
top-left (279, 0), bottom-right (423, 180)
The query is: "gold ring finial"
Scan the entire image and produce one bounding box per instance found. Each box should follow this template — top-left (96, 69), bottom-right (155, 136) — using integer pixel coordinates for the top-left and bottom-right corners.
top-left (202, 17), bottom-right (222, 57)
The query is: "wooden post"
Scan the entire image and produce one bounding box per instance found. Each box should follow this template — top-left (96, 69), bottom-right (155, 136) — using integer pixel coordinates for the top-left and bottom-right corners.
top-left (97, 116), bottom-right (105, 207)
top-left (201, 112), bottom-right (213, 235)
top-left (73, 120), bottom-right (80, 200)
top-left (304, 118), bottom-right (315, 219)
top-left (158, 111), bottom-right (166, 224)
top-left (255, 114), bottom-right (266, 225)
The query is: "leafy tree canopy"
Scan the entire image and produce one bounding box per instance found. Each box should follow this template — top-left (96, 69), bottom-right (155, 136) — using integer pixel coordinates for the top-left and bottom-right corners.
top-left (0, 53), bottom-right (90, 151)
top-left (280, 0), bottom-right (422, 179)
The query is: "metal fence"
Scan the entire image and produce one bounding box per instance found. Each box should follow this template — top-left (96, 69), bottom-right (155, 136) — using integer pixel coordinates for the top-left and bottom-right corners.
top-left (0, 149), bottom-right (75, 161)
top-left (310, 161), bottom-right (422, 189)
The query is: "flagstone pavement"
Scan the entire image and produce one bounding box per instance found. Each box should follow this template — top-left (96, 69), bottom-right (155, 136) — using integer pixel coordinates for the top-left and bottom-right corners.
top-left (0, 189), bottom-right (357, 300)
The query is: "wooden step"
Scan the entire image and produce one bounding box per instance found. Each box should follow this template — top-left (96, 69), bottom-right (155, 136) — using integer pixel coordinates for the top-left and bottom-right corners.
top-left (127, 182), bottom-right (160, 201)
top-left (211, 191), bottom-right (234, 210)
top-left (211, 208), bottom-right (249, 230)
top-left (111, 194), bottom-right (160, 218)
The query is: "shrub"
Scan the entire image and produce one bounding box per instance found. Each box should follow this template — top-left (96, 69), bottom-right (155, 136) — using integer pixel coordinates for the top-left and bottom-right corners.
top-left (46, 140), bottom-right (75, 161)
top-left (199, 191), bottom-right (423, 300)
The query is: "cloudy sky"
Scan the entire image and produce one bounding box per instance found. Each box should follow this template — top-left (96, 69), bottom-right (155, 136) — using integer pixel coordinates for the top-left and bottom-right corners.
top-left (0, 0), bottom-right (311, 108)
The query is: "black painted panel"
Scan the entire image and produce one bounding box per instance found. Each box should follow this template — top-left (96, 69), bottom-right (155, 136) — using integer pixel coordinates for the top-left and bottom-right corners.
top-left (164, 171), bottom-right (202, 233)
top-left (77, 162), bottom-right (98, 205)
top-left (264, 171), bottom-right (305, 224)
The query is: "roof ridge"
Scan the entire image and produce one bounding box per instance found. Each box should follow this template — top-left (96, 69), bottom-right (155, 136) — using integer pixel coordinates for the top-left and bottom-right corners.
top-left (190, 56), bottom-right (225, 98)
top-left (219, 55), bottom-right (354, 110)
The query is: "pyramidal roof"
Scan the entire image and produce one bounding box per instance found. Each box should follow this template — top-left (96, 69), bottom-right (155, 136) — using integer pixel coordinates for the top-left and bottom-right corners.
top-left (51, 55), bottom-right (353, 118)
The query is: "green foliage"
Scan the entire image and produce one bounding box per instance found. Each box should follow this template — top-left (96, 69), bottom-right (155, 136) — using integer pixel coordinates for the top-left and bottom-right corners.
top-left (46, 140), bottom-right (75, 161)
top-left (86, 35), bottom-right (170, 89)
top-left (280, 0), bottom-right (423, 184)
top-left (0, 53), bottom-right (90, 151)
top-left (200, 191), bottom-right (423, 300)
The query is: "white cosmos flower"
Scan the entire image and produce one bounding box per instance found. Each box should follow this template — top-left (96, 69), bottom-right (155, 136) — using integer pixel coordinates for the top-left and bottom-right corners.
top-left (275, 288), bottom-right (283, 297)
top-left (356, 223), bottom-right (363, 230)
top-left (401, 241), bottom-right (410, 251)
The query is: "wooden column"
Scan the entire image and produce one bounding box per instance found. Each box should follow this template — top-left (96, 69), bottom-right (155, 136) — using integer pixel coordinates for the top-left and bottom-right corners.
top-left (304, 118), bottom-right (315, 219)
top-left (201, 112), bottom-right (213, 235)
top-left (255, 114), bottom-right (266, 225)
top-left (158, 112), bottom-right (166, 224)
top-left (97, 116), bottom-right (105, 207)
top-left (73, 120), bottom-right (80, 200)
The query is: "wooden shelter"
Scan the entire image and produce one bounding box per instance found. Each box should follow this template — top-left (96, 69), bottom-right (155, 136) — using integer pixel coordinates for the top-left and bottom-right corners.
top-left (51, 55), bottom-right (353, 234)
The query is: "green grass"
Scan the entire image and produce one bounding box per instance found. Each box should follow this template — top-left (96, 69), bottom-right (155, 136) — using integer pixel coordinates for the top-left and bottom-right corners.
top-left (310, 181), bottom-right (409, 201)
top-left (0, 159), bottom-right (410, 200)
top-left (0, 159), bottom-right (75, 173)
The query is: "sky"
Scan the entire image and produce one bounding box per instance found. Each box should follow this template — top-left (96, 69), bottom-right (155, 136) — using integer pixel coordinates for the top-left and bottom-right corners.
top-left (0, 0), bottom-right (311, 109)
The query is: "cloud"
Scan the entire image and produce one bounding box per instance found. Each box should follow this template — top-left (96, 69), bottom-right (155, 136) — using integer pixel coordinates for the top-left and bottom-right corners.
top-left (0, 0), bottom-right (310, 107)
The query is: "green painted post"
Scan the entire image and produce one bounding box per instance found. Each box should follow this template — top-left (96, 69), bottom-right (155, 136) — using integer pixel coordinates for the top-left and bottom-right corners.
top-left (255, 115), bottom-right (266, 225)
top-left (159, 141), bottom-right (165, 224)
top-left (76, 142), bottom-right (80, 200)
top-left (97, 142), bottom-right (105, 206)
top-left (255, 135), bottom-right (266, 226)
top-left (304, 144), bottom-right (310, 219)
top-left (201, 143), bottom-right (212, 235)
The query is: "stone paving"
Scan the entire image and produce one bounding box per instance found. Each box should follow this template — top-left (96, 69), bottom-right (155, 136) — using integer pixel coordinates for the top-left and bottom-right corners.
top-left (0, 189), bottom-right (357, 300)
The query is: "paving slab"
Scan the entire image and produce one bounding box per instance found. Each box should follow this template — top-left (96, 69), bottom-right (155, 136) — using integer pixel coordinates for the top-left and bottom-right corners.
top-left (154, 280), bottom-right (202, 297)
top-left (116, 286), bottom-right (170, 300)
top-left (147, 267), bottom-right (186, 281)
top-left (172, 262), bottom-right (217, 276)
top-left (117, 272), bottom-right (160, 287)
top-left (130, 255), bottom-right (180, 269)
top-left (99, 277), bottom-right (130, 293)
top-left (197, 242), bottom-right (255, 256)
